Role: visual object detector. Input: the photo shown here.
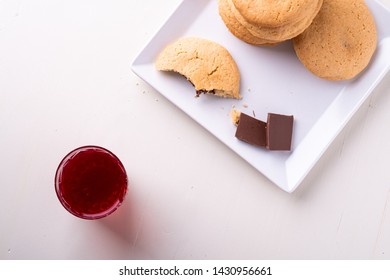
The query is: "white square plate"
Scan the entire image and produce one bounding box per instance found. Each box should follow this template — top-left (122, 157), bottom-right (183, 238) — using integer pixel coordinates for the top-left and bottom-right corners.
top-left (132, 0), bottom-right (390, 192)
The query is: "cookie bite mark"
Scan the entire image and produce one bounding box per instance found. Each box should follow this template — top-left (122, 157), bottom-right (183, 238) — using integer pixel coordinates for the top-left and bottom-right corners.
top-left (156, 37), bottom-right (241, 99)
top-left (196, 89), bottom-right (215, 97)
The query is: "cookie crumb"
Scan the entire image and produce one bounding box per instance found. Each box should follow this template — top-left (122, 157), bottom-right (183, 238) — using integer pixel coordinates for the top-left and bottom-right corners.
top-left (230, 108), bottom-right (241, 126)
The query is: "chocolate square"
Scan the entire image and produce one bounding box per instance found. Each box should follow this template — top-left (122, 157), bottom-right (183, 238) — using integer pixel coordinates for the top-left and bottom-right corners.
top-left (235, 113), bottom-right (267, 147)
top-left (266, 113), bottom-right (294, 151)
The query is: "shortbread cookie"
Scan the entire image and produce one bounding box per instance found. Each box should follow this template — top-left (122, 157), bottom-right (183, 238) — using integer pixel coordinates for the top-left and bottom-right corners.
top-left (231, 0), bottom-right (317, 28)
top-left (229, 0), bottom-right (323, 42)
top-left (218, 0), bottom-right (278, 45)
top-left (156, 37), bottom-right (241, 99)
top-left (293, 0), bottom-right (377, 80)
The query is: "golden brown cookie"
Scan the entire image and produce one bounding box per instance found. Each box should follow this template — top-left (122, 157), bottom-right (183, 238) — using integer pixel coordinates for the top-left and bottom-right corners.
top-left (218, 0), bottom-right (278, 45)
top-left (232, 0), bottom-right (317, 28)
top-left (229, 0), bottom-right (323, 42)
top-left (293, 0), bottom-right (377, 80)
top-left (156, 37), bottom-right (241, 99)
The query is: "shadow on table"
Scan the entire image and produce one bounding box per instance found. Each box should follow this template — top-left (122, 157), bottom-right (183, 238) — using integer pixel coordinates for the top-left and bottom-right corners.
top-left (96, 192), bottom-right (155, 259)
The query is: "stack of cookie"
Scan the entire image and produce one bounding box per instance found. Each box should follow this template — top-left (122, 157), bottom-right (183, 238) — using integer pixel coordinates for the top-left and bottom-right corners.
top-left (219, 0), bottom-right (323, 45)
top-left (219, 0), bottom-right (377, 80)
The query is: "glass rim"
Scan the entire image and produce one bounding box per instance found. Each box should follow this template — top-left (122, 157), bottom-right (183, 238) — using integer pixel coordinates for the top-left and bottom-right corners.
top-left (55, 145), bottom-right (128, 220)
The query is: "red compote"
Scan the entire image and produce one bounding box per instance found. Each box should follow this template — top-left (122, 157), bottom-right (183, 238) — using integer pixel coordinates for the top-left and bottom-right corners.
top-left (55, 146), bottom-right (128, 219)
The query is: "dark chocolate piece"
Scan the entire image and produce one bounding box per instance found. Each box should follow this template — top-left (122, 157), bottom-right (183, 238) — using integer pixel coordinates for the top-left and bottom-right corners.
top-left (235, 113), bottom-right (267, 147)
top-left (266, 113), bottom-right (294, 151)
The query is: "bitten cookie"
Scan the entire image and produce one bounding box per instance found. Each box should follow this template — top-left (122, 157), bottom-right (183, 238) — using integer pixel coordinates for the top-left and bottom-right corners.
top-left (292, 0), bottom-right (377, 80)
top-left (156, 37), bottom-right (241, 99)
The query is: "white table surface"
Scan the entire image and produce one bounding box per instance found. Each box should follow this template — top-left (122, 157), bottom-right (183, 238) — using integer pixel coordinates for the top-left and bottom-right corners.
top-left (1, 0), bottom-right (390, 260)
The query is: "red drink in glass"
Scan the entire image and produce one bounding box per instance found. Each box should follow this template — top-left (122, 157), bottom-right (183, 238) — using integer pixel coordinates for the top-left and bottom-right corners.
top-left (55, 146), bottom-right (128, 219)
